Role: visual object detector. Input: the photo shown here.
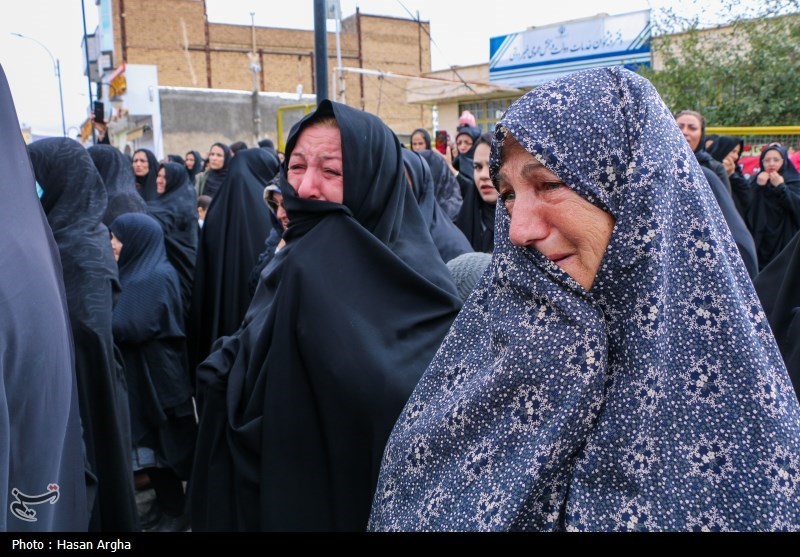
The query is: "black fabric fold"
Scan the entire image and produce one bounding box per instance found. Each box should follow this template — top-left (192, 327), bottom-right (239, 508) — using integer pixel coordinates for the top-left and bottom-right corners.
top-left (402, 149), bottom-right (471, 263)
top-left (1, 64), bottom-right (88, 532)
top-left (189, 148), bottom-right (280, 370)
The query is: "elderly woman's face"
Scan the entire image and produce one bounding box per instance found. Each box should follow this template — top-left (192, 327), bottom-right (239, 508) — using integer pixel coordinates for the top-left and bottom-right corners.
top-left (676, 114), bottom-right (702, 152)
top-left (497, 138), bottom-right (615, 291)
top-left (411, 132), bottom-right (427, 152)
top-left (287, 123), bottom-right (344, 203)
top-left (132, 151), bottom-right (149, 177)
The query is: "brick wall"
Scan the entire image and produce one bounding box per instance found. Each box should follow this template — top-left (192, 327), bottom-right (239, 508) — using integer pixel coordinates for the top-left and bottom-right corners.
top-left (110, 1), bottom-right (432, 134)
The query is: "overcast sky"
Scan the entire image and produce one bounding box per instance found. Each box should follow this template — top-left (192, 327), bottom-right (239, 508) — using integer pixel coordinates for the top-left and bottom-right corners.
top-left (1, 0), bottom-right (735, 136)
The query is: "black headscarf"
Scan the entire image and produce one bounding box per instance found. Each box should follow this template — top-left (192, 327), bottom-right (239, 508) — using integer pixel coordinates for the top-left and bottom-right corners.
top-left (0, 65), bottom-right (88, 532)
top-left (455, 124), bottom-right (481, 159)
top-left (133, 148), bottom-right (160, 201)
top-left (148, 162), bottom-right (198, 321)
top-left (419, 149), bottom-right (463, 221)
top-left (88, 144), bottom-right (149, 226)
top-left (402, 149), bottom-right (472, 263)
top-left (189, 100), bottom-right (462, 531)
top-left (707, 135), bottom-right (753, 218)
top-left (708, 135), bottom-right (744, 164)
top-left (189, 148), bottom-right (280, 369)
top-left (110, 213), bottom-right (195, 478)
top-left (410, 128), bottom-right (431, 150)
top-left (455, 164), bottom-right (496, 253)
top-left (453, 125), bottom-right (484, 216)
top-left (753, 230), bottom-right (800, 399)
top-left (199, 142), bottom-right (231, 198)
top-left (185, 150), bottom-right (205, 183)
top-left (167, 153), bottom-right (185, 165)
top-left (28, 138), bottom-right (138, 532)
top-left (745, 144), bottom-right (800, 269)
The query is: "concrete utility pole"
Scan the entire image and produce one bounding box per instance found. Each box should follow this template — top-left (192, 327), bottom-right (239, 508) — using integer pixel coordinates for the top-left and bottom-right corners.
top-left (313, 0), bottom-right (328, 104)
top-left (249, 12), bottom-right (262, 146)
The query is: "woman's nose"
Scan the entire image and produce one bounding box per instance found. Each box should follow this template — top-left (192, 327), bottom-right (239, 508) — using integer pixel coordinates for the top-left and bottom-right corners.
top-left (295, 169), bottom-right (321, 199)
top-left (508, 197), bottom-right (548, 247)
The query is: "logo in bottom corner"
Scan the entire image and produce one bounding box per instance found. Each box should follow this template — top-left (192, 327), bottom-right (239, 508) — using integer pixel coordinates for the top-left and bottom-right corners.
top-left (10, 484), bottom-right (60, 522)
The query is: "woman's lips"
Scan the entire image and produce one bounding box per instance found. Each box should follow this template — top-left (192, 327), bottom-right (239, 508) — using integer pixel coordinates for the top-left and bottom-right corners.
top-left (548, 253), bottom-right (574, 268)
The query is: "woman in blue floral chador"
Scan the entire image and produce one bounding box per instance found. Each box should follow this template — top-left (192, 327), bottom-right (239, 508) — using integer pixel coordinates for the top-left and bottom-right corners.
top-left (369, 67), bottom-right (800, 531)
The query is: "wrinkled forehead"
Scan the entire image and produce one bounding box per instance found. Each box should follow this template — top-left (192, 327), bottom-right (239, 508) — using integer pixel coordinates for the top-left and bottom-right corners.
top-left (287, 119), bottom-right (342, 160)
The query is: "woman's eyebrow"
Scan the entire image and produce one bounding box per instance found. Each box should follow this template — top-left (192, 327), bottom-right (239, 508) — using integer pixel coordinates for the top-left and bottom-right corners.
top-left (521, 161), bottom-right (546, 180)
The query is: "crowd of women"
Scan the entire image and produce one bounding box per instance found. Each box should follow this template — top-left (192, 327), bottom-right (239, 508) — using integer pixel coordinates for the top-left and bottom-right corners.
top-left (3, 61), bottom-right (800, 532)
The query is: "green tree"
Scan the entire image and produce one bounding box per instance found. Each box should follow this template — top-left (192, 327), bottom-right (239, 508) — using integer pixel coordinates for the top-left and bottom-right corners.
top-left (639, 1), bottom-right (800, 126)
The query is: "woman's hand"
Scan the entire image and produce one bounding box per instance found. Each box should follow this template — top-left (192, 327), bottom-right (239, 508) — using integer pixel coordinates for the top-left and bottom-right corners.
top-left (756, 171), bottom-right (770, 186)
top-left (768, 170), bottom-right (784, 187)
top-left (91, 114), bottom-right (108, 140)
top-left (440, 147), bottom-right (458, 175)
top-left (722, 153), bottom-right (737, 176)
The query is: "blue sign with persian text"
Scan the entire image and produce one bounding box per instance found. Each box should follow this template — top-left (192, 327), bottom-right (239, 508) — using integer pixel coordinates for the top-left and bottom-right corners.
top-left (489, 10), bottom-right (651, 87)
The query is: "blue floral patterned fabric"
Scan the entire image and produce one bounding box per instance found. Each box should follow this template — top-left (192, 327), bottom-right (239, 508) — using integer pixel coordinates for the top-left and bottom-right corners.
top-left (369, 67), bottom-right (800, 532)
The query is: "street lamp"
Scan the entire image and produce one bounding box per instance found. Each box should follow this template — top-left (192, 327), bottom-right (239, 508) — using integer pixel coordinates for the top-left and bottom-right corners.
top-left (10, 32), bottom-right (67, 138)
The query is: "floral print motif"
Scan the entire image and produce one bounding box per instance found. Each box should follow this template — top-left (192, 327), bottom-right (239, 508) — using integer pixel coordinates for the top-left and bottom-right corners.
top-left (622, 436), bottom-right (658, 477)
top-left (510, 385), bottom-right (552, 433)
top-left (686, 508), bottom-right (728, 532)
top-left (683, 357), bottom-right (725, 406)
top-left (686, 436), bottom-right (733, 484)
top-left (682, 288), bottom-right (727, 333)
top-left (614, 499), bottom-right (655, 532)
top-left (475, 489), bottom-right (510, 530)
top-left (635, 287), bottom-right (664, 339)
top-left (683, 220), bottom-right (719, 266)
top-left (632, 366), bottom-right (665, 413)
top-left (462, 439), bottom-right (497, 483)
top-left (404, 435), bottom-right (431, 475)
top-left (564, 335), bottom-right (605, 385)
top-left (761, 447), bottom-right (799, 498)
top-left (625, 215), bottom-right (663, 259)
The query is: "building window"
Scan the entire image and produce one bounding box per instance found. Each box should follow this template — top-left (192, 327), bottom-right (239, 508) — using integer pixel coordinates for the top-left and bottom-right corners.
top-left (459, 98), bottom-right (516, 133)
